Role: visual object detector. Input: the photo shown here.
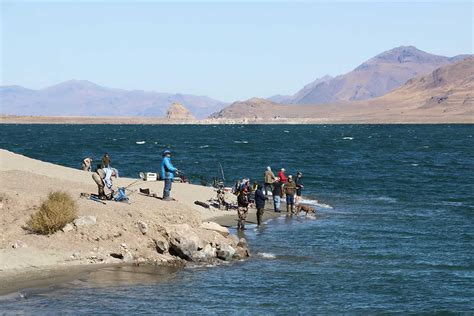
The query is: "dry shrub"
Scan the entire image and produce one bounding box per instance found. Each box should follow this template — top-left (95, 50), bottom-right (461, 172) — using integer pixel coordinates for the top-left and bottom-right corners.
top-left (26, 191), bottom-right (78, 235)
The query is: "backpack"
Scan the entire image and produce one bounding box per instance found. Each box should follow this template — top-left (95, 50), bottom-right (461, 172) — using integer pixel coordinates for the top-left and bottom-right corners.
top-left (114, 187), bottom-right (129, 203)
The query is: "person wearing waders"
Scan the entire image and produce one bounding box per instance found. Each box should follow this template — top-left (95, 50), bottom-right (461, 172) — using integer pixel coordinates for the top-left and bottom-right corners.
top-left (272, 177), bottom-right (283, 212)
top-left (254, 184), bottom-right (266, 226)
top-left (284, 175), bottom-right (297, 214)
top-left (161, 149), bottom-right (178, 201)
top-left (92, 167), bottom-right (117, 200)
top-left (237, 189), bottom-right (250, 230)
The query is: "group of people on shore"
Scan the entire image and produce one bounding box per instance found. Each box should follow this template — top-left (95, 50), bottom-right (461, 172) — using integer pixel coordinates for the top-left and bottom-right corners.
top-left (82, 149), bottom-right (179, 201)
top-left (82, 151), bottom-right (304, 231)
top-left (234, 166), bottom-right (304, 230)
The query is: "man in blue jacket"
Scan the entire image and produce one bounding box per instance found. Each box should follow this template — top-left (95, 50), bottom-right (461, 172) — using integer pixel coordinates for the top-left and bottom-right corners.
top-left (161, 149), bottom-right (178, 201)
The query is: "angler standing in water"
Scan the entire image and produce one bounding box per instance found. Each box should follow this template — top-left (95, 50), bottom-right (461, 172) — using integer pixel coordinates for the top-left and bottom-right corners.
top-left (272, 177), bottom-right (283, 212)
top-left (295, 171), bottom-right (304, 205)
top-left (237, 189), bottom-right (250, 230)
top-left (284, 175), bottom-right (297, 214)
top-left (254, 184), bottom-right (266, 226)
top-left (161, 149), bottom-right (179, 201)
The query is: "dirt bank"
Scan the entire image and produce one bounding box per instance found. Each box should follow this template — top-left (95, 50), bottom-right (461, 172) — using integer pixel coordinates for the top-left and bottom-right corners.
top-left (0, 150), bottom-right (249, 295)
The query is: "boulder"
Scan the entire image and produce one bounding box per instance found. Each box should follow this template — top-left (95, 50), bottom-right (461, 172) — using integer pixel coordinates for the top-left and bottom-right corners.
top-left (237, 238), bottom-right (248, 248)
top-left (123, 251), bottom-right (134, 263)
top-left (11, 240), bottom-right (27, 249)
top-left (234, 246), bottom-right (250, 259)
top-left (74, 216), bottom-right (97, 226)
top-left (137, 220), bottom-right (148, 235)
top-left (169, 225), bottom-right (201, 261)
top-left (62, 223), bottom-right (74, 233)
top-left (216, 244), bottom-right (235, 261)
top-left (195, 243), bottom-right (216, 261)
top-left (201, 221), bottom-right (230, 237)
top-left (154, 236), bottom-right (169, 254)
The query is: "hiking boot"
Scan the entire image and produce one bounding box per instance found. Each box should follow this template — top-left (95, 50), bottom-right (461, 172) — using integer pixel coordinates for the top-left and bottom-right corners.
top-left (162, 197), bottom-right (173, 201)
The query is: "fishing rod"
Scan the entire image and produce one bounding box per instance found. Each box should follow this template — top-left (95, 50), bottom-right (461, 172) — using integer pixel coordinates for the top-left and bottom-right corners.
top-left (218, 162), bottom-right (225, 181)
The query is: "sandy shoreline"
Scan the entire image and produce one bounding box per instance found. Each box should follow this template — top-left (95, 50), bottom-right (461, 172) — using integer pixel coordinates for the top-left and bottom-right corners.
top-left (1, 115), bottom-right (472, 125)
top-left (0, 149), bottom-right (259, 296)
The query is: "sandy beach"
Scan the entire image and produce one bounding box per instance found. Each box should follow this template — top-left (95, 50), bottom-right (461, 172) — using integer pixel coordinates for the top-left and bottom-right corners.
top-left (0, 149), bottom-right (266, 295)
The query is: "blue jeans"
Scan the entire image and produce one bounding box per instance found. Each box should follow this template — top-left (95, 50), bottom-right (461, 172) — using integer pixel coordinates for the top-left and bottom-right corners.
top-left (286, 194), bottom-right (294, 206)
top-left (163, 178), bottom-right (172, 198)
top-left (273, 195), bottom-right (281, 211)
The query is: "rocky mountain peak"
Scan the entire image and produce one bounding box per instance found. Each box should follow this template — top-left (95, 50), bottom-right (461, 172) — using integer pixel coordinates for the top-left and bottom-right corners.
top-left (166, 102), bottom-right (196, 120)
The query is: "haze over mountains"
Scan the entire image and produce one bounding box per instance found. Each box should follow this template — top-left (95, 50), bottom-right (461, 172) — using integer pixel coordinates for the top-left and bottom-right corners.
top-left (0, 80), bottom-right (226, 119)
top-left (270, 46), bottom-right (468, 104)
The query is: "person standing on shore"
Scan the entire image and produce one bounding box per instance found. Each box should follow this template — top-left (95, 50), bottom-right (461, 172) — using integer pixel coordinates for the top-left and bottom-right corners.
top-left (82, 157), bottom-right (93, 172)
top-left (101, 153), bottom-right (111, 169)
top-left (254, 184), bottom-right (266, 226)
top-left (295, 171), bottom-right (304, 205)
top-left (278, 168), bottom-right (287, 183)
top-left (161, 149), bottom-right (178, 201)
top-left (284, 175), bottom-right (297, 214)
top-left (272, 177), bottom-right (283, 212)
top-left (264, 166), bottom-right (276, 195)
top-left (237, 189), bottom-right (250, 230)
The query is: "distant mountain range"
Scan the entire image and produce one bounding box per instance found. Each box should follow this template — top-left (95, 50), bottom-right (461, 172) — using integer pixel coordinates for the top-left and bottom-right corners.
top-left (269, 46), bottom-right (469, 104)
top-left (0, 80), bottom-right (226, 118)
top-left (1, 46), bottom-right (471, 121)
top-left (211, 57), bottom-right (473, 122)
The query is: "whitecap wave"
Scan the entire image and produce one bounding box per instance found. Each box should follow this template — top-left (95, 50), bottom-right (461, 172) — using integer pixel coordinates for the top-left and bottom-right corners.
top-left (284, 130), bottom-right (290, 133)
top-left (257, 252), bottom-right (276, 259)
top-left (411, 163), bottom-right (419, 166)
top-left (136, 141), bottom-right (146, 145)
top-left (373, 196), bottom-right (397, 203)
top-left (299, 198), bottom-right (333, 209)
top-left (199, 145), bottom-right (210, 148)
top-left (343, 137), bottom-right (354, 140)
top-left (234, 140), bottom-right (249, 144)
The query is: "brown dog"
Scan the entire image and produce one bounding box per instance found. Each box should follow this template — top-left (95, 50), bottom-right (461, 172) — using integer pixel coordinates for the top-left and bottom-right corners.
top-left (296, 204), bottom-right (316, 215)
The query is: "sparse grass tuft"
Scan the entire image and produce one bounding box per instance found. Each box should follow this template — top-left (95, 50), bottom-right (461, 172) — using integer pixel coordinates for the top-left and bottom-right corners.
top-left (26, 191), bottom-right (77, 235)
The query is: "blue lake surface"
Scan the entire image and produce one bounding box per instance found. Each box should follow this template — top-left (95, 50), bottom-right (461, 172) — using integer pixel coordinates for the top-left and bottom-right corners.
top-left (0, 124), bottom-right (473, 313)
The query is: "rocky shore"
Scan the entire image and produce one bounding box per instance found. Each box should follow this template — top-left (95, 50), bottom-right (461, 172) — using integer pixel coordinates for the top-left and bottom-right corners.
top-left (0, 150), bottom-right (250, 295)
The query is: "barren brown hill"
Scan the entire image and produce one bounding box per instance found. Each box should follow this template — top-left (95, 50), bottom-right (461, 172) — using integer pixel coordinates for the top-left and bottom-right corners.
top-left (210, 58), bottom-right (474, 123)
top-left (166, 102), bottom-right (196, 120)
top-left (289, 46), bottom-right (469, 104)
top-left (372, 56), bottom-right (474, 110)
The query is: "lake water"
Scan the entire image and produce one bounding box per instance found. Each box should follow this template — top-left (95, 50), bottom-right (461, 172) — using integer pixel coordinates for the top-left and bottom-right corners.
top-left (0, 124), bottom-right (473, 313)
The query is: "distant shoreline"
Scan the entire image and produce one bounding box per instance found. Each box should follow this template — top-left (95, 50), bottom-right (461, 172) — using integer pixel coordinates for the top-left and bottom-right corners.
top-left (1, 115), bottom-right (472, 125)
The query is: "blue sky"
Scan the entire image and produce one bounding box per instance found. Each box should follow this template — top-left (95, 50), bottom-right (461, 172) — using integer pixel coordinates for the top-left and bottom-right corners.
top-left (1, 1), bottom-right (472, 101)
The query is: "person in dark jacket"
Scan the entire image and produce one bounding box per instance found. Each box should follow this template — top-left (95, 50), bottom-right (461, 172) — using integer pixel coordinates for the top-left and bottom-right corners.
top-left (101, 153), bottom-right (111, 169)
top-left (272, 177), bottom-right (283, 212)
top-left (237, 189), bottom-right (250, 230)
top-left (254, 184), bottom-right (266, 226)
top-left (295, 171), bottom-right (304, 204)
